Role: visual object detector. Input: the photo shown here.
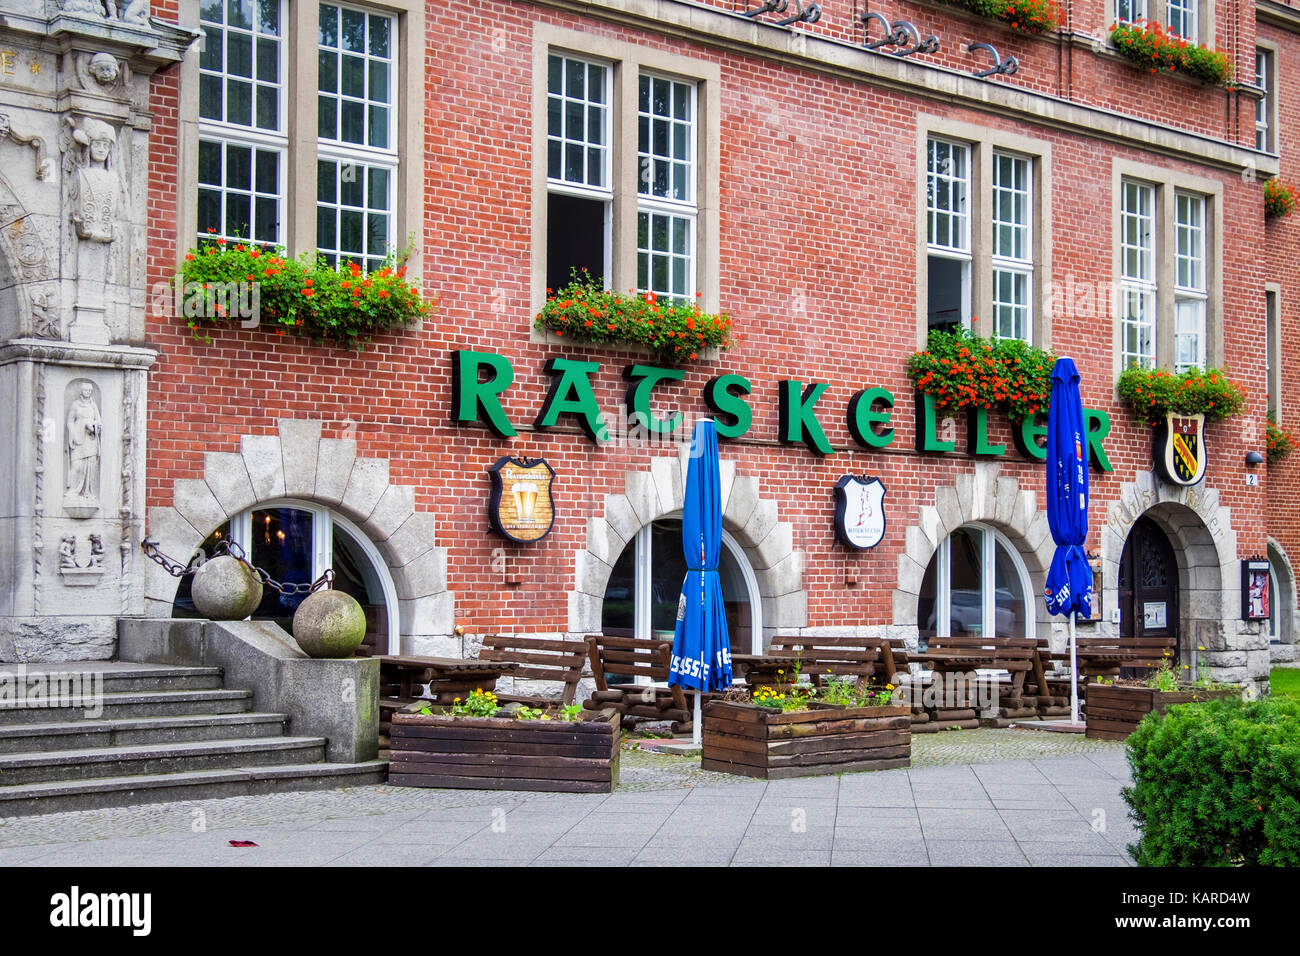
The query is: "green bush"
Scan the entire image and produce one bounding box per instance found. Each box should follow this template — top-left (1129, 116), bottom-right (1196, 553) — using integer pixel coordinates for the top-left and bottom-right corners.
top-left (1122, 695), bottom-right (1300, 866)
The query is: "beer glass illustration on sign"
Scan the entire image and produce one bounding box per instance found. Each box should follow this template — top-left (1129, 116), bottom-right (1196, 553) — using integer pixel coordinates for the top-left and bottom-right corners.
top-left (487, 457), bottom-right (556, 544)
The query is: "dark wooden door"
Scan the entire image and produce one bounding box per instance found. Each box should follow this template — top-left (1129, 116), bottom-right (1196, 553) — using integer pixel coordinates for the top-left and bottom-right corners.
top-left (1118, 516), bottom-right (1180, 655)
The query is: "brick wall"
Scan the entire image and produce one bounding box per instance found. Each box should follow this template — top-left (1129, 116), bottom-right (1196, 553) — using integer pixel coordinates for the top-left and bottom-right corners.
top-left (142, 0), bottom-right (1270, 635)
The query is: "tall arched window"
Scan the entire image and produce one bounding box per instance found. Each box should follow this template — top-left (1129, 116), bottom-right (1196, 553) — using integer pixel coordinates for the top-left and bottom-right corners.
top-left (172, 499), bottom-right (399, 654)
top-left (918, 524), bottom-right (1032, 643)
top-left (600, 517), bottom-right (761, 655)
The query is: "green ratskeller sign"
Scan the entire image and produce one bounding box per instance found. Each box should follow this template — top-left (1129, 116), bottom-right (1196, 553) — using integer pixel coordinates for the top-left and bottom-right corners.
top-left (450, 350), bottom-right (1114, 471)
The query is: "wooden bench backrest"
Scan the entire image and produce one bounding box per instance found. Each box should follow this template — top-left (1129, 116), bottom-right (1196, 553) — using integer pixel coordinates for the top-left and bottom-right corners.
top-left (478, 634), bottom-right (588, 705)
top-left (585, 635), bottom-right (672, 690)
top-left (767, 636), bottom-right (895, 682)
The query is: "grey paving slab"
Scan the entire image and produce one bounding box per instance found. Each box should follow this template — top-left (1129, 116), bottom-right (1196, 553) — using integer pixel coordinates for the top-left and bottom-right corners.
top-left (925, 839), bottom-right (1030, 866)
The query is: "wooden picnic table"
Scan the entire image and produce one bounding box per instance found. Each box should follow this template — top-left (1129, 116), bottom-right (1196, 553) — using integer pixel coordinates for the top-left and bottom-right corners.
top-left (377, 654), bottom-right (518, 705)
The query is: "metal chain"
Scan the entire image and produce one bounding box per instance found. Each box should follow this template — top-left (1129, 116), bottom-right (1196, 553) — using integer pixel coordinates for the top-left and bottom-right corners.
top-left (140, 538), bottom-right (335, 597)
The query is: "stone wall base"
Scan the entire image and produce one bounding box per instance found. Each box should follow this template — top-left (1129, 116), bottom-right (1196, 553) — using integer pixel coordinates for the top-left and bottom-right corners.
top-left (0, 616), bottom-right (116, 662)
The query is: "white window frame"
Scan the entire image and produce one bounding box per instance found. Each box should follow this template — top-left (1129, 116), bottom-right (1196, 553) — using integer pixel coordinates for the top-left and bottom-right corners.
top-left (1256, 48), bottom-right (1274, 153)
top-left (1173, 191), bottom-right (1207, 371)
top-left (1114, 0), bottom-right (1149, 24)
top-left (928, 524), bottom-right (1034, 641)
top-left (1166, 0), bottom-right (1198, 41)
top-left (1266, 285), bottom-right (1281, 421)
top-left (926, 137), bottom-right (972, 332)
top-left (1120, 178), bottom-right (1157, 369)
top-left (636, 72), bottom-right (698, 301)
top-left (196, 0), bottom-right (288, 244)
top-left (315, 3), bottom-right (399, 270)
top-left (991, 151), bottom-right (1033, 343)
top-left (224, 499), bottom-right (400, 653)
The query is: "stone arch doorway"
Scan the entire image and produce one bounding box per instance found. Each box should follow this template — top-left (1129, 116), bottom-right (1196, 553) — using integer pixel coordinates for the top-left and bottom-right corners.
top-left (569, 453), bottom-right (806, 649)
top-left (1267, 538), bottom-right (1298, 662)
top-left (145, 419), bottom-right (454, 653)
top-left (1117, 515), bottom-right (1180, 663)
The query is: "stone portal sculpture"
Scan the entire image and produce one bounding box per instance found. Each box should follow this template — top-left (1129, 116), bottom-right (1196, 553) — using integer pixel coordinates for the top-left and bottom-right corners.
top-left (65, 381), bottom-right (103, 510)
top-left (68, 116), bottom-right (119, 243)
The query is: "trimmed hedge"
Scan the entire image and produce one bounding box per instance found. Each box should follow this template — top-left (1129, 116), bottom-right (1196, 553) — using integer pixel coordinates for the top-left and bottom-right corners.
top-left (1122, 695), bottom-right (1300, 866)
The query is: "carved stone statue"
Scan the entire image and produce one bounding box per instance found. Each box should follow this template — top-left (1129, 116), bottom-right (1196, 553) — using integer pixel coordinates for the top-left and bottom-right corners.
top-left (67, 116), bottom-right (119, 243)
top-left (65, 382), bottom-right (102, 506)
top-left (88, 53), bottom-right (120, 87)
top-left (62, 0), bottom-right (150, 24)
top-left (88, 534), bottom-right (105, 569)
top-left (59, 536), bottom-right (77, 570)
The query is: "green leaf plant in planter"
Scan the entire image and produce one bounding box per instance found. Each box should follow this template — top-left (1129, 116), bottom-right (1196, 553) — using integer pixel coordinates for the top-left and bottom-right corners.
top-left (906, 328), bottom-right (1056, 423)
top-left (939, 0), bottom-right (1063, 35)
top-left (1115, 365), bottom-right (1245, 426)
top-left (1268, 412), bottom-right (1295, 463)
top-left (178, 234), bottom-right (431, 350)
top-left (535, 268), bottom-right (733, 365)
top-left (1265, 179), bottom-right (1297, 220)
top-left (1109, 20), bottom-right (1234, 87)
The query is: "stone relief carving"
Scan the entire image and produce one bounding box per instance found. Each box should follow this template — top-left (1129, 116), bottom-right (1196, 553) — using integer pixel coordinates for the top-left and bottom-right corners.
top-left (30, 288), bottom-right (61, 339)
top-left (15, 226), bottom-right (50, 281)
top-left (64, 379), bottom-right (103, 516)
top-left (62, 0), bottom-right (150, 26)
top-left (73, 52), bottom-right (130, 98)
top-left (65, 116), bottom-right (120, 243)
top-left (57, 533), bottom-right (109, 584)
top-left (89, 534), bottom-right (105, 569)
top-left (58, 535), bottom-right (77, 569)
top-left (32, 363), bottom-right (46, 614)
top-left (0, 113), bottom-right (55, 182)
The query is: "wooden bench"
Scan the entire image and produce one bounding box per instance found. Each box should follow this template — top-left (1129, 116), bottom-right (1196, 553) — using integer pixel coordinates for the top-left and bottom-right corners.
top-left (582, 635), bottom-right (692, 732)
top-left (910, 636), bottom-right (1038, 728)
top-left (762, 636), bottom-right (900, 689)
top-left (477, 634), bottom-right (587, 707)
top-left (1031, 635), bottom-right (1177, 718)
top-left (376, 655), bottom-right (516, 737)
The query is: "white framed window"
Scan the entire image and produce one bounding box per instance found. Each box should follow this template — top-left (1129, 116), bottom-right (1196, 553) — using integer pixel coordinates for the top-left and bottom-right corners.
top-left (1256, 49), bottom-right (1275, 153)
top-left (992, 152), bottom-right (1032, 343)
top-left (546, 53), bottom-right (612, 290)
top-left (197, 0), bottom-right (286, 242)
top-left (1173, 192), bottom-right (1207, 371)
top-left (927, 137), bottom-right (971, 333)
top-left (918, 525), bottom-right (1033, 642)
top-left (637, 74), bottom-right (697, 300)
top-left (1166, 0), bottom-right (1197, 41)
top-left (316, 3), bottom-right (397, 270)
top-left (1120, 179), bottom-right (1157, 369)
top-left (1114, 0), bottom-right (1148, 24)
top-left (1266, 286), bottom-right (1280, 420)
top-left (600, 517), bottom-right (762, 658)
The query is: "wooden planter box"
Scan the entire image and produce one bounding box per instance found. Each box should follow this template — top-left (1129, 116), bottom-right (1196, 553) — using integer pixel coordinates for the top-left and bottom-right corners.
top-left (388, 708), bottom-right (620, 793)
top-left (701, 700), bottom-right (910, 779)
top-left (1084, 684), bottom-right (1237, 740)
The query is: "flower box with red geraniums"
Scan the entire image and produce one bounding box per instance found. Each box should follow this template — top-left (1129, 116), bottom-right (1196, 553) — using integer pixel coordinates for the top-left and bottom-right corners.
top-left (906, 329), bottom-right (1055, 424)
top-left (938, 0), bottom-right (1063, 35)
top-left (1115, 365), bottom-right (1245, 426)
top-left (1109, 21), bottom-right (1233, 87)
top-left (1268, 412), bottom-right (1295, 463)
top-left (1265, 179), bottom-right (1297, 220)
top-left (535, 270), bottom-right (732, 365)
top-left (178, 236), bottom-right (430, 350)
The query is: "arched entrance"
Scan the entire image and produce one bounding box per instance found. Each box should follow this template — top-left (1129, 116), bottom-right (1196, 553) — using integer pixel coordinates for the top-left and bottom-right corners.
top-left (1117, 515), bottom-right (1180, 662)
top-left (600, 516), bottom-right (762, 655)
top-left (172, 500), bottom-right (400, 654)
top-left (917, 523), bottom-right (1034, 644)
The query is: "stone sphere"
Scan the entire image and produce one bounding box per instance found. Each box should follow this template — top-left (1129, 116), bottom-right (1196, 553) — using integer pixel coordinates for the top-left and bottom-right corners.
top-left (292, 589), bottom-right (367, 658)
top-left (191, 556), bottom-right (263, 620)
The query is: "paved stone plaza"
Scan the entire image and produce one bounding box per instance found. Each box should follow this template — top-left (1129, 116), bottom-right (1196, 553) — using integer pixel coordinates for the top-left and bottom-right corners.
top-left (0, 731), bottom-right (1136, 867)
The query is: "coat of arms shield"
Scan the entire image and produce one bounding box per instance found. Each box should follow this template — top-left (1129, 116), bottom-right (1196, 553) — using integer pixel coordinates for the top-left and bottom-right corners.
top-left (1154, 411), bottom-right (1207, 486)
top-left (834, 475), bottom-right (887, 550)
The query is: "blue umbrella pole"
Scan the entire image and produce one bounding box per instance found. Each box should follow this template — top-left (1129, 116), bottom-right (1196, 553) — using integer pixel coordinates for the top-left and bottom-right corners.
top-left (694, 688), bottom-right (702, 747)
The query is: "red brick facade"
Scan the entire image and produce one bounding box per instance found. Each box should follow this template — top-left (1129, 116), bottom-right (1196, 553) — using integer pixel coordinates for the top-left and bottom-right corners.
top-left (138, 0), bottom-right (1289, 677)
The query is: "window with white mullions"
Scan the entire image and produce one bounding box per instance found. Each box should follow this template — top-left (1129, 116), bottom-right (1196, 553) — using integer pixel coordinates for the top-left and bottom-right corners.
top-left (927, 137), bottom-right (971, 333)
top-left (1113, 0), bottom-right (1147, 24)
top-left (1256, 49), bottom-right (1274, 153)
top-left (546, 54), bottom-right (612, 291)
top-left (1174, 191), bottom-right (1207, 371)
top-left (1166, 0), bottom-right (1197, 41)
top-left (637, 74), bottom-right (696, 300)
top-left (315, 159), bottom-right (393, 272)
top-left (1120, 179), bottom-right (1156, 369)
top-left (317, 4), bottom-right (397, 271)
top-left (992, 152), bottom-right (1032, 343)
top-left (197, 137), bottom-right (282, 243)
top-left (197, 0), bottom-right (285, 243)
top-left (917, 525), bottom-right (1033, 643)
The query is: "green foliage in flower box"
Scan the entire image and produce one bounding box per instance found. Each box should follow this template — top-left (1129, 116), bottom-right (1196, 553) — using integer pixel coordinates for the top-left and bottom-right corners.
top-left (534, 270), bottom-right (732, 365)
top-left (1110, 21), bottom-right (1233, 86)
top-left (1267, 412), bottom-right (1295, 463)
top-left (179, 238), bottom-right (429, 350)
top-left (1116, 365), bottom-right (1245, 425)
top-left (1265, 179), bottom-right (1297, 219)
top-left (940, 0), bottom-right (1063, 34)
top-left (906, 329), bottom-right (1055, 423)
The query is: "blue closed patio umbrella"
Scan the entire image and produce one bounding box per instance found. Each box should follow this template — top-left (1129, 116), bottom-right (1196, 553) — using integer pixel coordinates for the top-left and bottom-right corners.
top-left (1044, 357), bottom-right (1093, 725)
top-left (670, 418), bottom-right (734, 745)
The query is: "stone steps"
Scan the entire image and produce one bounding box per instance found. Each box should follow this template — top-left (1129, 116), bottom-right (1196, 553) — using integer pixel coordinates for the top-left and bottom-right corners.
top-left (0, 761), bottom-right (390, 817)
top-left (0, 660), bottom-right (387, 816)
top-left (0, 712), bottom-right (289, 754)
